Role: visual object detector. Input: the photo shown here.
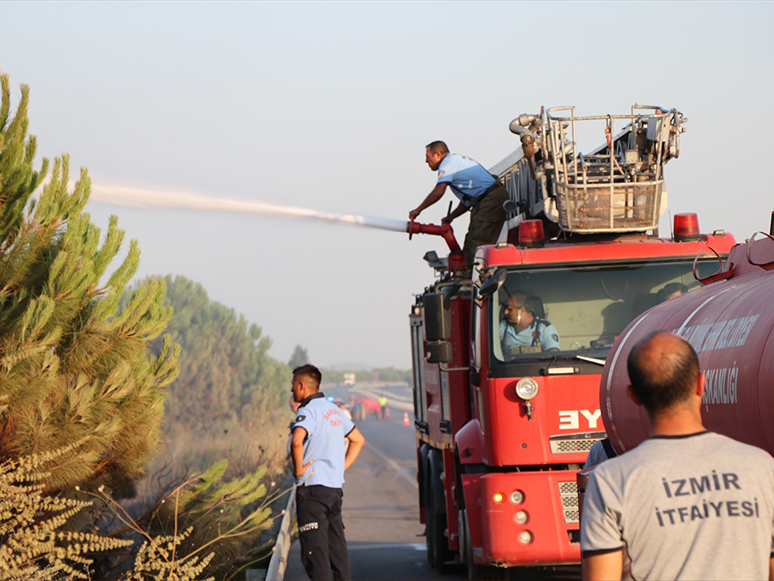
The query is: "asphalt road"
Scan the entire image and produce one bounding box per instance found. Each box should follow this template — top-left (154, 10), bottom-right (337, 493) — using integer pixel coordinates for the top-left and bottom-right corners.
top-left (283, 384), bottom-right (580, 581)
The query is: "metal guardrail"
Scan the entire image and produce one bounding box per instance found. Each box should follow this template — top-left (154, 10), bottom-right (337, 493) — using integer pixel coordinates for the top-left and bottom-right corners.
top-left (266, 486), bottom-right (296, 581)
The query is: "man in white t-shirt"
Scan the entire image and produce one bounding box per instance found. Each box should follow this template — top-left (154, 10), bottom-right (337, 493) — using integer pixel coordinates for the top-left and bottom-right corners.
top-left (409, 140), bottom-right (508, 267)
top-left (581, 332), bottom-right (774, 581)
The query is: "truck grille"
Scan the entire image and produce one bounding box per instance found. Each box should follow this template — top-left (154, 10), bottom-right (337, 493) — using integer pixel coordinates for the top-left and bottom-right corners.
top-left (558, 481), bottom-right (579, 524)
top-left (551, 439), bottom-right (596, 453)
top-left (549, 431), bottom-right (605, 454)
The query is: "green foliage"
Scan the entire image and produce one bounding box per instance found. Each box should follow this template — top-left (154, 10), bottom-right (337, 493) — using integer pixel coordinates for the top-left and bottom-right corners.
top-left (0, 72), bottom-right (180, 494)
top-left (105, 459), bottom-right (280, 580)
top-left (0, 441), bottom-right (133, 580)
top-left (0, 71), bottom-right (286, 581)
top-left (125, 529), bottom-right (214, 581)
top-left (148, 276), bottom-right (291, 478)
top-left (288, 344), bottom-right (308, 368)
top-left (0, 443), bottom-right (280, 581)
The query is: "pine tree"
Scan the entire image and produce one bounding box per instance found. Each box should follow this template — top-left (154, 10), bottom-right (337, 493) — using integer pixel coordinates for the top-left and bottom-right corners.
top-left (288, 345), bottom-right (308, 368)
top-left (0, 73), bottom-right (179, 495)
top-left (148, 276), bottom-right (290, 477)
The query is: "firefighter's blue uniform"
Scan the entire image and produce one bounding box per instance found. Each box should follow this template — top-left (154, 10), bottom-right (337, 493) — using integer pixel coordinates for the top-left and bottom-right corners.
top-left (294, 392), bottom-right (356, 581)
top-left (500, 318), bottom-right (561, 355)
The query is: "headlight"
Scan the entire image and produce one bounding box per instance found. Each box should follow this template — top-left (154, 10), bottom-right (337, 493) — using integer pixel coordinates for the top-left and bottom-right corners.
top-left (514, 510), bottom-right (529, 525)
top-left (518, 530), bottom-right (533, 544)
top-left (515, 377), bottom-right (539, 401)
top-left (510, 490), bottom-right (525, 504)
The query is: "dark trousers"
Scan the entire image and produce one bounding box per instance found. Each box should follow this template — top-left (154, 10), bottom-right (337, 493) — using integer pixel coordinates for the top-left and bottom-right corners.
top-left (296, 485), bottom-right (351, 581)
top-left (463, 185), bottom-right (509, 265)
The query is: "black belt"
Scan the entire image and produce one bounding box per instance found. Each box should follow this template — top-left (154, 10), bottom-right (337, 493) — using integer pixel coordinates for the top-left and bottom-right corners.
top-left (484, 179), bottom-right (502, 195)
top-left (467, 180), bottom-right (502, 209)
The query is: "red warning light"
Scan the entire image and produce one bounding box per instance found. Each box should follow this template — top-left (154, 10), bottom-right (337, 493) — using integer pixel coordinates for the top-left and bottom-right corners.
top-left (519, 220), bottom-right (545, 248)
top-left (674, 213), bottom-right (700, 242)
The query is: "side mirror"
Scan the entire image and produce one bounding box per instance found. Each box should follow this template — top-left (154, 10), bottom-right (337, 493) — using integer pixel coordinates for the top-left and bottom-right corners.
top-left (426, 341), bottom-right (453, 364)
top-left (424, 293), bottom-right (450, 341)
top-left (479, 268), bottom-right (507, 298)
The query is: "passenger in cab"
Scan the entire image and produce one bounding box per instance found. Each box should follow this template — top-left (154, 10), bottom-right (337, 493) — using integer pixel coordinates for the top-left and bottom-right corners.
top-left (657, 282), bottom-right (688, 303)
top-left (500, 293), bottom-right (560, 357)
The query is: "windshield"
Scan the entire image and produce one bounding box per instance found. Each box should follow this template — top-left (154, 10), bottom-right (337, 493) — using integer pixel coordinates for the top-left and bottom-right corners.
top-left (490, 258), bottom-right (719, 365)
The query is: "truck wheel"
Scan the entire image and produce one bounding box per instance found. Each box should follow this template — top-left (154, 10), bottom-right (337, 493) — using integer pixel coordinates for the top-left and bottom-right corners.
top-left (464, 510), bottom-right (509, 581)
top-left (426, 450), bottom-right (452, 573)
top-left (427, 481), bottom-right (452, 572)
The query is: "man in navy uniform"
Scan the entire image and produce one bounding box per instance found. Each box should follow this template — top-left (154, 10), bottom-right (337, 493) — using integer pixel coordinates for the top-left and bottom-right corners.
top-left (409, 141), bottom-right (509, 267)
top-left (500, 293), bottom-right (560, 356)
top-left (291, 364), bottom-right (365, 581)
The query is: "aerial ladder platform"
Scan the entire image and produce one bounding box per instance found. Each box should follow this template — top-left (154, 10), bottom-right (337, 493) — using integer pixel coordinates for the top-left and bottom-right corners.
top-left (490, 104), bottom-right (686, 236)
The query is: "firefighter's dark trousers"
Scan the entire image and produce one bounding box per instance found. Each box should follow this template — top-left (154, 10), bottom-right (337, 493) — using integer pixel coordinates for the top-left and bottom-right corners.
top-left (296, 485), bottom-right (351, 581)
top-left (463, 184), bottom-right (509, 266)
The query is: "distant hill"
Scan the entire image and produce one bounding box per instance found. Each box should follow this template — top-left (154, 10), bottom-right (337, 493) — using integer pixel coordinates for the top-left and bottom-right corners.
top-left (327, 362), bottom-right (373, 371)
top-left (322, 365), bottom-right (413, 387)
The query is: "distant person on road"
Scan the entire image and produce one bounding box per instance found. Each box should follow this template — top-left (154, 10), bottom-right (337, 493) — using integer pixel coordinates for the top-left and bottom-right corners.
top-left (378, 395), bottom-right (387, 420)
top-left (500, 293), bottom-right (560, 356)
top-left (291, 364), bottom-right (365, 581)
top-left (581, 332), bottom-right (774, 581)
top-left (409, 141), bottom-right (509, 267)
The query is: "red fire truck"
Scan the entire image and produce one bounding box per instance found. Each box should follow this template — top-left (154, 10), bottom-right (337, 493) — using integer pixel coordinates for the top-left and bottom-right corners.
top-left (407, 105), bottom-right (736, 579)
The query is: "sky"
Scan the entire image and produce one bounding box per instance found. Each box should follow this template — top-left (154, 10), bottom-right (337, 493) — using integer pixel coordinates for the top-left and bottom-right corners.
top-left (1, 2), bottom-right (773, 369)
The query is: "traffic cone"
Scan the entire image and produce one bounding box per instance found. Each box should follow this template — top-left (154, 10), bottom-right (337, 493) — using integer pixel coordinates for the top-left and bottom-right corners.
top-left (385, 406), bottom-right (391, 420)
top-left (403, 411), bottom-right (410, 426)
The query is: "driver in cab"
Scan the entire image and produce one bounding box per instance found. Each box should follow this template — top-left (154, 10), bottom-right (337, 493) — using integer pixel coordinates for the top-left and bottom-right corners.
top-left (500, 293), bottom-right (560, 358)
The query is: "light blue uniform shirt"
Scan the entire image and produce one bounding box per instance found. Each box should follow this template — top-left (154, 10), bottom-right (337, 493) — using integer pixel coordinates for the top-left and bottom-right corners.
top-left (500, 319), bottom-right (561, 356)
top-left (437, 153), bottom-right (496, 207)
top-left (293, 393), bottom-right (355, 488)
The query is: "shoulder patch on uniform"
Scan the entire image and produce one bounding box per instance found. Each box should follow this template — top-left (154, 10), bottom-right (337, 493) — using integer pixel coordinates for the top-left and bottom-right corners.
top-left (295, 415), bottom-right (306, 422)
top-left (552, 334), bottom-right (559, 342)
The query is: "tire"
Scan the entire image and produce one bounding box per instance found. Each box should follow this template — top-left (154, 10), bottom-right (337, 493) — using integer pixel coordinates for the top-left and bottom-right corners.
top-left (426, 485), bottom-right (436, 567)
top-left (426, 449), bottom-right (452, 573)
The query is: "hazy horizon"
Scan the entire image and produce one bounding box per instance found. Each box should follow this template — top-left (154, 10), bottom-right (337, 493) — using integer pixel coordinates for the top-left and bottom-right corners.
top-left (2, 1), bottom-right (772, 369)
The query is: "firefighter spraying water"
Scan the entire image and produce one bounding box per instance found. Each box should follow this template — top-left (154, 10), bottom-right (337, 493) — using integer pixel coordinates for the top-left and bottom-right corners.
top-left (406, 105), bottom-right (736, 579)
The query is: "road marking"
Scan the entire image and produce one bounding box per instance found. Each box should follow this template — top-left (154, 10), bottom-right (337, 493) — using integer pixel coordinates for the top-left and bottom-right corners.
top-left (364, 441), bottom-right (418, 490)
top-left (348, 543), bottom-right (426, 551)
top-left (344, 504), bottom-right (416, 511)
